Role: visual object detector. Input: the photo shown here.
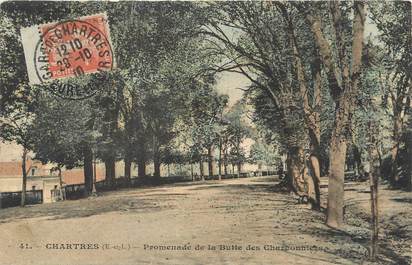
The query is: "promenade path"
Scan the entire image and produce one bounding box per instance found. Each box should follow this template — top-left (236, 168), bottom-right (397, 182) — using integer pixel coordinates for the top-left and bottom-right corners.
top-left (0, 176), bottom-right (410, 265)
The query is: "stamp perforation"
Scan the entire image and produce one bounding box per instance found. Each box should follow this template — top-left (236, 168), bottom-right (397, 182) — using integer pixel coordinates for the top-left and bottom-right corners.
top-left (21, 13), bottom-right (115, 99)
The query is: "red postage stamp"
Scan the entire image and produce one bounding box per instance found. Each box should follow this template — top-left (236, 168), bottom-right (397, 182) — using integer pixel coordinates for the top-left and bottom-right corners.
top-left (21, 13), bottom-right (115, 90)
top-left (37, 13), bottom-right (115, 81)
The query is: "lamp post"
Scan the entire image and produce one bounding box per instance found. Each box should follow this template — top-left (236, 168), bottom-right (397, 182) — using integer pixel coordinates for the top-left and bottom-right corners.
top-left (89, 112), bottom-right (100, 197)
top-left (91, 148), bottom-right (97, 196)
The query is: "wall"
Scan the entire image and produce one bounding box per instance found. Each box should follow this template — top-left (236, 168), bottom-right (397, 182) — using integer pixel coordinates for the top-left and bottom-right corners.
top-left (0, 176), bottom-right (60, 204)
top-left (42, 178), bottom-right (61, 203)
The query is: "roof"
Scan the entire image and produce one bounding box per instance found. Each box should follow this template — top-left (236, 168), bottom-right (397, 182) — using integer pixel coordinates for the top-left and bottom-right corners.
top-left (62, 165), bottom-right (106, 185)
top-left (0, 160), bottom-right (107, 185)
top-left (0, 160), bottom-right (34, 178)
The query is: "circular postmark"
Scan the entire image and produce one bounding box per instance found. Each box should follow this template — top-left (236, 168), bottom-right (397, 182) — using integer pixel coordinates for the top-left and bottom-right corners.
top-left (34, 17), bottom-right (114, 99)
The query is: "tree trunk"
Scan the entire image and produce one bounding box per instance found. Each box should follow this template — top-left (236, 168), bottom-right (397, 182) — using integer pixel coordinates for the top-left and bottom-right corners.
top-left (390, 144), bottom-right (399, 184)
top-left (283, 3), bottom-right (322, 190)
top-left (124, 156), bottom-right (131, 181)
top-left (407, 129), bottom-right (412, 192)
top-left (282, 10), bottom-right (322, 209)
top-left (308, 133), bottom-right (322, 209)
top-left (20, 148), bottom-right (28, 207)
top-left (327, 135), bottom-right (347, 228)
top-left (309, 65), bottom-right (322, 208)
top-left (286, 147), bottom-right (306, 196)
top-left (309, 153), bottom-right (321, 209)
top-left (390, 115), bottom-right (403, 186)
top-left (368, 120), bottom-right (380, 260)
top-left (92, 154), bottom-right (97, 194)
top-left (306, 50), bottom-right (322, 208)
top-left (300, 1), bottom-right (365, 228)
top-left (218, 139), bottom-right (222, 180)
top-left (369, 166), bottom-right (379, 261)
top-left (83, 145), bottom-right (93, 195)
top-left (190, 163), bottom-right (194, 181)
top-left (154, 157), bottom-right (161, 178)
top-left (199, 160), bottom-right (204, 181)
top-left (223, 149), bottom-right (228, 176)
top-left (237, 162), bottom-right (241, 178)
top-left (326, 94), bottom-right (356, 227)
top-left (152, 132), bottom-right (161, 178)
top-left (138, 159), bottom-right (146, 177)
top-left (391, 115), bottom-right (403, 186)
top-left (327, 1), bottom-right (364, 228)
top-left (207, 145), bottom-right (214, 178)
top-left (105, 157), bottom-right (116, 187)
top-left (58, 167), bottom-right (65, 200)
top-left (353, 145), bottom-right (362, 177)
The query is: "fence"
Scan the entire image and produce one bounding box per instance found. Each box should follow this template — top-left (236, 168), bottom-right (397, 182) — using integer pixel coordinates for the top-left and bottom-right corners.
top-left (64, 183), bottom-right (86, 200)
top-left (64, 176), bottom-right (192, 199)
top-left (0, 172), bottom-right (275, 207)
top-left (63, 172), bottom-right (278, 199)
top-left (0, 190), bottom-right (43, 209)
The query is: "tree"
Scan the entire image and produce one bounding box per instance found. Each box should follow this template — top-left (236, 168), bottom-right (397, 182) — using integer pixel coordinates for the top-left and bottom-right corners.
top-left (369, 1), bottom-right (411, 187)
top-left (249, 140), bottom-right (279, 175)
top-left (178, 83), bottom-right (228, 180)
top-left (225, 101), bottom-right (250, 177)
top-left (1, 1), bottom-right (111, 196)
top-left (0, 2), bottom-right (77, 204)
top-left (0, 89), bottom-right (34, 206)
top-left (110, 2), bottom-right (221, 179)
top-left (202, 2), bottom-right (322, 207)
top-left (29, 89), bottom-right (103, 195)
top-left (0, 2), bottom-right (76, 115)
top-left (293, 1), bottom-right (366, 228)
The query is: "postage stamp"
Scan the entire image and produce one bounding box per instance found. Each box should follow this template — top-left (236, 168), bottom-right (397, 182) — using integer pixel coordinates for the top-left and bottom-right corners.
top-left (20, 13), bottom-right (115, 99)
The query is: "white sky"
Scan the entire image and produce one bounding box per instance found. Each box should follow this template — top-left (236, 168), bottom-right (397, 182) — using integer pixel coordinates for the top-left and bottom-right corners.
top-left (0, 142), bottom-right (24, 162)
top-left (215, 72), bottom-right (251, 106)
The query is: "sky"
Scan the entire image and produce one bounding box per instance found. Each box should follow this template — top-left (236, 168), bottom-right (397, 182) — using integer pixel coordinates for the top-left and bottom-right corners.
top-left (0, 142), bottom-right (24, 162)
top-left (215, 72), bottom-right (251, 107)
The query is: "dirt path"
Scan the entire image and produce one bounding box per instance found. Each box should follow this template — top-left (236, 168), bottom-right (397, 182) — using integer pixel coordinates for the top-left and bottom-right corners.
top-left (0, 176), bottom-right (409, 265)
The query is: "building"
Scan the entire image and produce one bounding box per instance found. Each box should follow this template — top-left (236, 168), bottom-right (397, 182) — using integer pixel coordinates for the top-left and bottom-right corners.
top-left (61, 164), bottom-right (106, 185)
top-left (0, 160), bottom-right (60, 203)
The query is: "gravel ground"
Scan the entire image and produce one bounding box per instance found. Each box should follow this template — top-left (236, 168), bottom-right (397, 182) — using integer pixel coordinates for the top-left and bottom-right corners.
top-left (0, 176), bottom-right (410, 265)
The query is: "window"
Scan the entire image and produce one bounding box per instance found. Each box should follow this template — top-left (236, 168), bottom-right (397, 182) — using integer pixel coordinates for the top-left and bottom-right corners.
top-left (31, 168), bottom-right (35, 176)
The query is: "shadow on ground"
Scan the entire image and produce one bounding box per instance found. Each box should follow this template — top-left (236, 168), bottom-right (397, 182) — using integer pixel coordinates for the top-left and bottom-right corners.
top-left (0, 194), bottom-right (177, 224)
top-left (0, 177), bottom-right (276, 224)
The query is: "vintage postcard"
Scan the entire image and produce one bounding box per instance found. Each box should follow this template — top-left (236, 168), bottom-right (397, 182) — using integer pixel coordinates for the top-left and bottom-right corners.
top-left (0, 1), bottom-right (411, 265)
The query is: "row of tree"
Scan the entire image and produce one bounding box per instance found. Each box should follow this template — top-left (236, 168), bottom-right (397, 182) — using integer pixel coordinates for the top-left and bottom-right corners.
top-left (0, 2), bottom-right (411, 230)
top-left (0, 2), bottom-right (264, 204)
top-left (198, 1), bottom-right (411, 228)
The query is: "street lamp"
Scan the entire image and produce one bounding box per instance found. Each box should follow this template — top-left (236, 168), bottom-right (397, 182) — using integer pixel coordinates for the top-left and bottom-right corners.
top-left (91, 148), bottom-right (97, 196)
